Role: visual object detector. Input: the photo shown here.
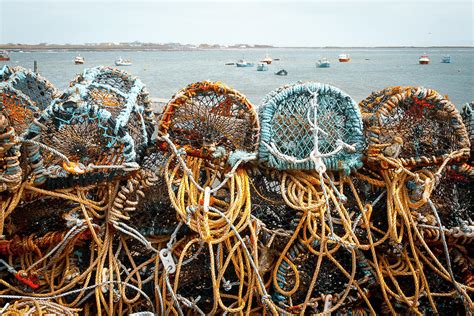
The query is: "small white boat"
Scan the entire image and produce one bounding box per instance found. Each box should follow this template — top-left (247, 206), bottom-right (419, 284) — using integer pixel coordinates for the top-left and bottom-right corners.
top-left (236, 59), bottom-right (254, 67)
top-left (0, 50), bottom-right (10, 61)
top-left (317, 58), bottom-right (331, 68)
top-left (419, 54), bottom-right (430, 65)
top-left (257, 63), bottom-right (268, 71)
top-left (115, 58), bottom-right (132, 66)
top-left (338, 53), bottom-right (350, 62)
top-left (260, 54), bottom-right (273, 64)
top-left (74, 55), bottom-right (84, 64)
top-left (441, 55), bottom-right (451, 63)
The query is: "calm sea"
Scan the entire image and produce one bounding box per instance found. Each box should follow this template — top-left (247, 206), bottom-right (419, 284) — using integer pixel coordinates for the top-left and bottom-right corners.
top-left (4, 48), bottom-right (473, 107)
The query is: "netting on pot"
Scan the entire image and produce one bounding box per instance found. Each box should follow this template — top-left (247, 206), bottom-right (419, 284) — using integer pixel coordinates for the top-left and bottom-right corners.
top-left (356, 87), bottom-right (473, 314)
top-left (158, 81), bottom-right (259, 163)
top-left (360, 87), bottom-right (470, 169)
top-left (273, 239), bottom-right (377, 314)
top-left (0, 65), bottom-right (59, 111)
top-left (258, 82), bottom-right (364, 174)
top-left (156, 81), bottom-right (275, 313)
top-left (21, 67), bottom-right (154, 187)
top-left (128, 151), bottom-right (183, 237)
top-left (249, 166), bottom-right (302, 252)
top-left (23, 100), bottom-right (136, 186)
top-left (66, 66), bottom-right (155, 157)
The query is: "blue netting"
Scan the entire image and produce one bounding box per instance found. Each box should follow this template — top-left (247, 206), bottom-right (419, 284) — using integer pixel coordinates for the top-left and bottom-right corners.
top-left (258, 82), bottom-right (364, 174)
top-left (0, 65), bottom-right (58, 111)
top-left (22, 67), bottom-right (154, 185)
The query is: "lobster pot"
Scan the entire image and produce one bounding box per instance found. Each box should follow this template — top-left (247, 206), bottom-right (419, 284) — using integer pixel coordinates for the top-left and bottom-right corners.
top-left (158, 81), bottom-right (259, 238)
top-left (358, 86), bottom-right (410, 119)
top-left (129, 151), bottom-right (182, 237)
top-left (65, 66), bottom-right (155, 156)
top-left (0, 65), bottom-right (59, 111)
top-left (249, 167), bottom-right (301, 251)
top-left (158, 81), bottom-right (259, 163)
top-left (258, 82), bottom-right (364, 174)
top-left (24, 101), bottom-right (137, 186)
top-left (0, 67), bottom-right (59, 190)
top-left (360, 87), bottom-right (470, 169)
top-left (22, 67), bottom-right (155, 186)
top-left (273, 240), bottom-right (376, 313)
top-left (413, 167), bottom-right (473, 243)
top-left (0, 86), bottom-right (42, 194)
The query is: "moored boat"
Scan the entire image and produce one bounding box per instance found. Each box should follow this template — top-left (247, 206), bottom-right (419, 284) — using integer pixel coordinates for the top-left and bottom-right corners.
top-left (0, 50), bottom-right (11, 61)
top-left (257, 63), bottom-right (269, 71)
top-left (338, 53), bottom-right (350, 62)
top-left (115, 58), bottom-right (132, 66)
top-left (419, 54), bottom-right (430, 65)
top-left (236, 59), bottom-right (254, 67)
top-left (441, 55), bottom-right (451, 63)
top-left (275, 69), bottom-right (287, 76)
top-left (260, 54), bottom-right (273, 64)
top-left (317, 58), bottom-right (331, 68)
top-left (74, 55), bottom-right (85, 64)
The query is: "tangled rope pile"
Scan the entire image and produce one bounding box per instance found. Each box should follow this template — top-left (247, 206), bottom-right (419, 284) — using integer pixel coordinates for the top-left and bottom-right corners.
top-left (0, 67), bottom-right (473, 315)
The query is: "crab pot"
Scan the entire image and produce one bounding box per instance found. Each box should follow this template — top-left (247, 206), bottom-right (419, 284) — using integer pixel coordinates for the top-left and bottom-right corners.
top-left (158, 81), bottom-right (259, 164)
top-left (0, 65), bottom-right (59, 111)
top-left (249, 167), bottom-right (302, 251)
top-left (274, 240), bottom-right (375, 313)
top-left (129, 152), bottom-right (184, 237)
top-left (68, 66), bottom-right (155, 155)
top-left (258, 82), bottom-right (364, 175)
top-left (22, 67), bottom-right (154, 186)
top-left (360, 87), bottom-right (470, 169)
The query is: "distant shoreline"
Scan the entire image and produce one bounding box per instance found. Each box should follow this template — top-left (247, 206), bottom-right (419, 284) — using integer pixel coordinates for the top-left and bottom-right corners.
top-left (1, 44), bottom-right (473, 52)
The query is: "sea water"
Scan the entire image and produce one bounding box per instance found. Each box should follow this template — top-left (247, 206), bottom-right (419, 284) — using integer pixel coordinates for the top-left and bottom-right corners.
top-left (4, 48), bottom-right (473, 107)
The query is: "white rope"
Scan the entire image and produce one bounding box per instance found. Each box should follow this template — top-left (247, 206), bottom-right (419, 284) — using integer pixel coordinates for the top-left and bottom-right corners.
top-left (112, 221), bottom-right (159, 253)
top-left (175, 294), bottom-right (205, 316)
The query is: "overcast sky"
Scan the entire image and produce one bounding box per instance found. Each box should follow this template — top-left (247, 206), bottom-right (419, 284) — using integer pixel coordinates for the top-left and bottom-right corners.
top-left (0, 0), bottom-right (472, 46)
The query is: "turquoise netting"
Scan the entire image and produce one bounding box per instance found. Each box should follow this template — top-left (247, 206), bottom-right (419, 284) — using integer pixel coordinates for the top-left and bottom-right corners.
top-left (0, 65), bottom-right (58, 111)
top-left (258, 82), bottom-right (364, 174)
top-left (23, 67), bottom-right (153, 185)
